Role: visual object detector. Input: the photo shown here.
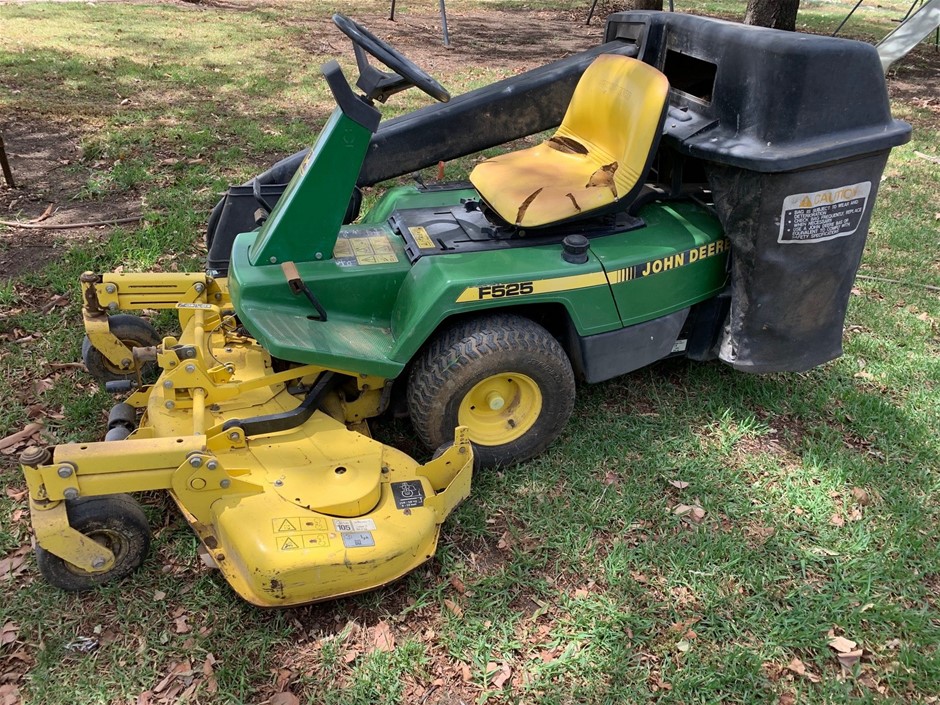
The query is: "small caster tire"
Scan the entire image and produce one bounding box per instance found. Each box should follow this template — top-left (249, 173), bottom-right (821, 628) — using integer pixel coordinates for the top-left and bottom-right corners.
top-left (82, 314), bottom-right (160, 384)
top-left (35, 494), bottom-right (151, 592)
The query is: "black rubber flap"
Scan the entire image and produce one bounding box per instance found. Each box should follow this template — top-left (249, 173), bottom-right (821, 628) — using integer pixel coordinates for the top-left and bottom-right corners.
top-left (707, 152), bottom-right (889, 373)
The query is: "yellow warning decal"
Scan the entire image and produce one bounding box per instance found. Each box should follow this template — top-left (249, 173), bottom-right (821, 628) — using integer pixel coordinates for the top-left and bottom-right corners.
top-left (274, 518), bottom-right (299, 533)
top-left (333, 229), bottom-right (399, 266)
top-left (272, 517), bottom-right (328, 534)
top-left (277, 535), bottom-right (302, 550)
top-left (409, 226), bottom-right (435, 250)
top-left (301, 533), bottom-right (330, 548)
top-left (276, 533), bottom-right (330, 550)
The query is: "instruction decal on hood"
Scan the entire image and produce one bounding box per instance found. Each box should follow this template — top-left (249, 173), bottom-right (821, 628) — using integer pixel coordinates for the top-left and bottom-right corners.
top-left (778, 182), bottom-right (871, 244)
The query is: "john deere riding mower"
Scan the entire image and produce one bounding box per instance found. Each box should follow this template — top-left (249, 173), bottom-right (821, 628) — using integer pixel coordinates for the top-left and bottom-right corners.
top-left (20, 12), bottom-right (909, 605)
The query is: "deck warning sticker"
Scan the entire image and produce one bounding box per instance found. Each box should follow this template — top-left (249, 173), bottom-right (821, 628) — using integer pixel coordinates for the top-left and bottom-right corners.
top-left (333, 228), bottom-right (399, 266)
top-left (276, 533), bottom-right (330, 550)
top-left (778, 182), bottom-right (870, 244)
top-left (277, 536), bottom-right (301, 550)
top-left (391, 481), bottom-right (425, 509)
top-left (272, 517), bottom-right (328, 534)
top-left (273, 517), bottom-right (331, 549)
top-left (341, 532), bottom-right (376, 548)
top-left (333, 518), bottom-right (377, 532)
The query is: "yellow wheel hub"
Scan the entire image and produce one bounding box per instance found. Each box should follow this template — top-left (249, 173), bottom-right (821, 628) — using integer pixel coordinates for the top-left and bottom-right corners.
top-left (458, 373), bottom-right (542, 445)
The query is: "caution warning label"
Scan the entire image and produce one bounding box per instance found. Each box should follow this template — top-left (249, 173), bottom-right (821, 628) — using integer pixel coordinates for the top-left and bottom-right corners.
top-left (778, 182), bottom-right (870, 244)
top-left (333, 228), bottom-right (399, 266)
top-left (276, 533), bottom-right (330, 550)
top-left (272, 517), bottom-right (328, 534)
top-left (408, 226), bottom-right (436, 250)
top-left (272, 517), bottom-right (331, 550)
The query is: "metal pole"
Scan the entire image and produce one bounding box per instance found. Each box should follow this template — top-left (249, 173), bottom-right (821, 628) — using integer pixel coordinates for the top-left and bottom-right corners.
top-left (0, 133), bottom-right (14, 189)
top-left (389, 0), bottom-right (396, 22)
top-left (440, 0), bottom-right (450, 47)
top-left (833, 0), bottom-right (865, 35)
top-left (586, 0), bottom-right (599, 26)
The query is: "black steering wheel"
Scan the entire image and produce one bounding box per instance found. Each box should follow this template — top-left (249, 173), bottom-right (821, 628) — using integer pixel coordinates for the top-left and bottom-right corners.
top-left (332, 14), bottom-right (450, 103)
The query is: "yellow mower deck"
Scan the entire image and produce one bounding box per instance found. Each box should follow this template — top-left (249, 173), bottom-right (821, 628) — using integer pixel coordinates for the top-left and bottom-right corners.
top-left (22, 273), bottom-right (473, 606)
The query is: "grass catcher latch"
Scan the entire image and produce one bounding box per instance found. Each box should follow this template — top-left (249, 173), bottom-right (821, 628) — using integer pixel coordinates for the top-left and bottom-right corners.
top-left (281, 261), bottom-right (328, 321)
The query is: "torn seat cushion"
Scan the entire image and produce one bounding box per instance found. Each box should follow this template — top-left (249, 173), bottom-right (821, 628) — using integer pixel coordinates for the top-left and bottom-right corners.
top-left (470, 54), bottom-right (670, 228)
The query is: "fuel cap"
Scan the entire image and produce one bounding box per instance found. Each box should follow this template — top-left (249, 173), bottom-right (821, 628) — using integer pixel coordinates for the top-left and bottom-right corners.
top-left (562, 234), bottom-right (590, 264)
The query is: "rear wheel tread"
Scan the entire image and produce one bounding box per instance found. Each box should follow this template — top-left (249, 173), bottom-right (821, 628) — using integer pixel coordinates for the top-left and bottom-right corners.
top-left (408, 314), bottom-right (575, 468)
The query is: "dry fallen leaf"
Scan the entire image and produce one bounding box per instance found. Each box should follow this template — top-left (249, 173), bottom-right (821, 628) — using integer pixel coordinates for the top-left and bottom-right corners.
top-left (202, 653), bottom-right (218, 695)
top-left (787, 657), bottom-right (807, 675)
top-left (443, 598), bottom-right (463, 617)
top-left (0, 423), bottom-right (43, 452)
top-left (674, 503), bottom-right (706, 524)
top-left (269, 693), bottom-right (300, 705)
top-left (787, 656), bottom-right (821, 683)
top-left (668, 480), bottom-right (690, 489)
top-left (0, 548), bottom-right (30, 579)
top-left (173, 615), bottom-right (191, 635)
top-left (1, 622), bottom-right (18, 648)
top-left (837, 649), bottom-right (864, 672)
top-left (0, 684), bottom-right (22, 705)
top-left (830, 513), bottom-right (845, 527)
top-left (851, 488), bottom-right (870, 506)
top-left (460, 662), bottom-right (472, 682)
top-left (343, 649), bottom-right (359, 664)
top-left (490, 661), bottom-right (512, 688)
top-left (371, 621), bottom-right (394, 652)
top-left (152, 661), bottom-right (192, 694)
top-left (828, 635), bottom-right (858, 653)
top-left (450, 575), bottom-right (466, 594)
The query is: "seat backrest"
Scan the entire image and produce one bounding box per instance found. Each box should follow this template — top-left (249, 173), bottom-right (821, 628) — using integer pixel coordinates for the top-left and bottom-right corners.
top-left (555, 54), bottom-right (670, 199)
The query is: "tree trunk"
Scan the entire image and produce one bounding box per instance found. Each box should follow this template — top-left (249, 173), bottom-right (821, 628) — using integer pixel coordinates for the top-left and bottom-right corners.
top-left (744, 0), bottom-right (800, 31)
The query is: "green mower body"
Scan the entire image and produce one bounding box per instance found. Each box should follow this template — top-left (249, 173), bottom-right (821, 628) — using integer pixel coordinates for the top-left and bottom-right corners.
top-left (211, 10), bottom-right (910, 467)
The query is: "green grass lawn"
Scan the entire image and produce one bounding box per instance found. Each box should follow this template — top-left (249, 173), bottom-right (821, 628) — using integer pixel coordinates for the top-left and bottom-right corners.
top-left (1, 1), bottom-right (938, 703)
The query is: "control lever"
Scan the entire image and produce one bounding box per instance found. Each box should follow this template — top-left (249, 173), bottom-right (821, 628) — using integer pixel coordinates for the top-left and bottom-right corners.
top-left (281, 261), bottom-right (328, 321)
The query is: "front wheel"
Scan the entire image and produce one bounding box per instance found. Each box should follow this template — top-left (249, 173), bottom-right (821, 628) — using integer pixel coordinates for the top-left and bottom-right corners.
top-left (81, 314), bottom-right (160, 384)
top-left (407, 314), bottom-right (575, 468)
top-left (35, 494), bottom-right (151, 592)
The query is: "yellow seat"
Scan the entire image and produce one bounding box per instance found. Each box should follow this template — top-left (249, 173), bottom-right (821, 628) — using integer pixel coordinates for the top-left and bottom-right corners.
top-left (470, 54), bottom-right (670, 228)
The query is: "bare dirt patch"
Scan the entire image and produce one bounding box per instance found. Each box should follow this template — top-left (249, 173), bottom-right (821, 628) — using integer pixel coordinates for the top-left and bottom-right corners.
top-left (297, 9), bottom-right (602, 70)
top-left (0, 4), bottom-right (601, 281)
top-left (887, 45), bottom-right (940, 129)
top-left (0, 118), bottom-right (142, 279)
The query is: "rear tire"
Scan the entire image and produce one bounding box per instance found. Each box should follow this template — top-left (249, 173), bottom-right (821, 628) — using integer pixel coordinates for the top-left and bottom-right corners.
top-left (408, 314), bottom-right (575, 468)
top-left (81, 314), bottom-right (160, 384)
top-left (35, 494), bottom-right (151, 592)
